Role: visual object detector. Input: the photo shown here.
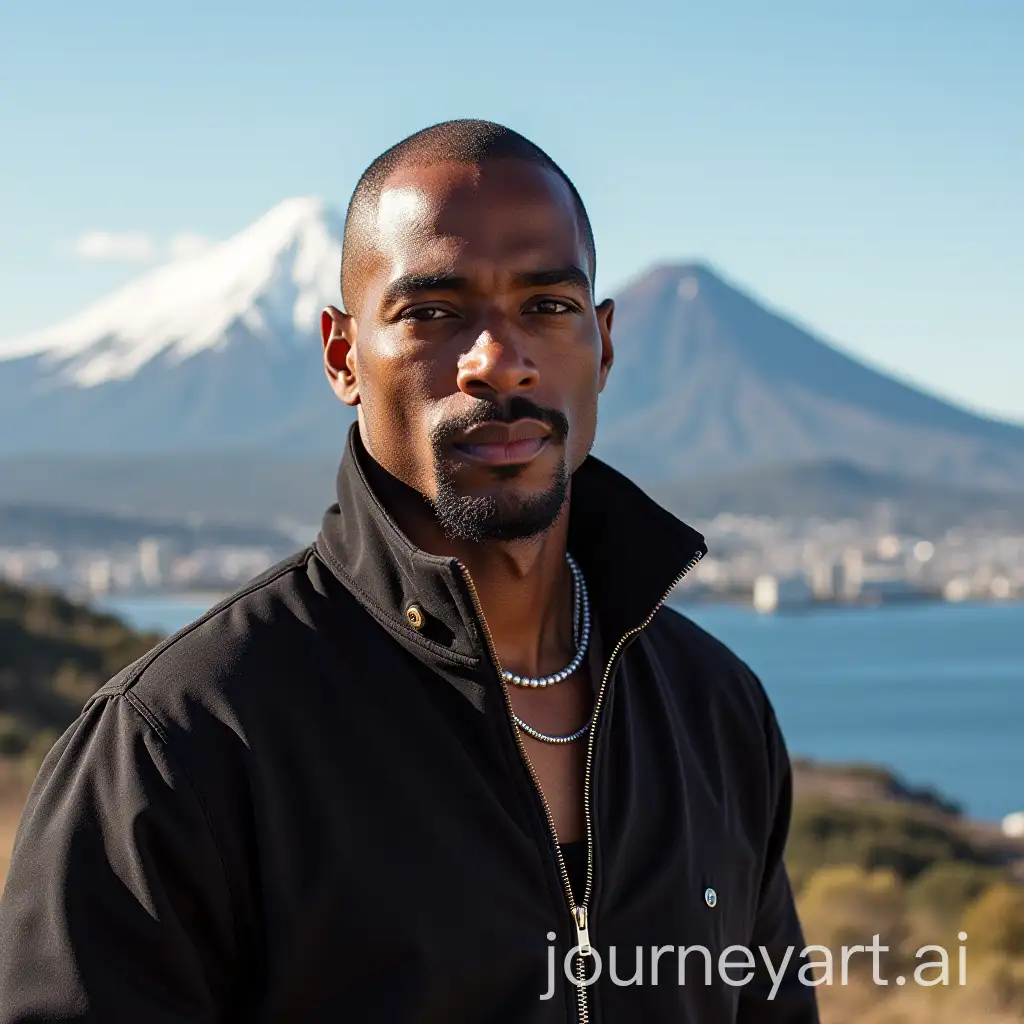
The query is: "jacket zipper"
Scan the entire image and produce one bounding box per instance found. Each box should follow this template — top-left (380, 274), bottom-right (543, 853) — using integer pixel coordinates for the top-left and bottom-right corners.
top-left (456, 548), bottom-right (704, 1024)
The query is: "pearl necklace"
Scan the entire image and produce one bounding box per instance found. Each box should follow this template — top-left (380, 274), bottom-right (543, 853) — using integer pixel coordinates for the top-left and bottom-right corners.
top-left (507, 552), bottom-right (594, 745)
top-left (504, 553), bottom-right (590, 688)
top-left (514, 713), bottom-right (592, 745)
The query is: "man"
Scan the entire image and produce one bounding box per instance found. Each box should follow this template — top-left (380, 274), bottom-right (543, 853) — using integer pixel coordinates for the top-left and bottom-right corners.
top-left (0, 120), bottom-right (818, 1022)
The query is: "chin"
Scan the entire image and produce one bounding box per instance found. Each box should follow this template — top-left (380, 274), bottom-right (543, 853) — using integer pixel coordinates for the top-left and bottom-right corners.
top-left (430, 464), bottom-right (569, 544)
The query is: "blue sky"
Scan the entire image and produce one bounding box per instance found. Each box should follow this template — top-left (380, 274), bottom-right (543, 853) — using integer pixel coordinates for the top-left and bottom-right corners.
top-left (1, 0), bottom-right (1021, 423)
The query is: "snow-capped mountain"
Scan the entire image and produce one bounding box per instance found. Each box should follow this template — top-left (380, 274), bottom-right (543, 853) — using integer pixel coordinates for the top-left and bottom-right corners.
top-left (5, 197), bottom-right (343, 387)
top-left (2, 198), bottom-right (1023, 494)
top-left (0, 197), bottom-right (355, 453)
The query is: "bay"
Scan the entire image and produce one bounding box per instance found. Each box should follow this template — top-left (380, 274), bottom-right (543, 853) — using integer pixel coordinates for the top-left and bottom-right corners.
top-left (98, 594), bottom-right (1024, 824)
top-left (677, 600), bottom-right (1023, 824)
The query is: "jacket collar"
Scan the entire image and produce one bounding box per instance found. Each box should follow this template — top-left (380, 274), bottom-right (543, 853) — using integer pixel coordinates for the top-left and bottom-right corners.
top-left (315, 423), bottom-right (706, 708)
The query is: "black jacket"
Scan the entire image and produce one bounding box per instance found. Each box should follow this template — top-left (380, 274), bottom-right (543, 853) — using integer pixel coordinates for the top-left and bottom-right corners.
top-left (0, 425), bottom-right (818, 1023)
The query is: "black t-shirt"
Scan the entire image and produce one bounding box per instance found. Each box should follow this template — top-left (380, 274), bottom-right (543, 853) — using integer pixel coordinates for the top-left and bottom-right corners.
top-left (559, 839), bottom-right (587, 900)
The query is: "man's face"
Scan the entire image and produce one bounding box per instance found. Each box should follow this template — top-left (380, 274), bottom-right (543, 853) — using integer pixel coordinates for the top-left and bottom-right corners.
top-left (323, 158), bottom-right (614, 542)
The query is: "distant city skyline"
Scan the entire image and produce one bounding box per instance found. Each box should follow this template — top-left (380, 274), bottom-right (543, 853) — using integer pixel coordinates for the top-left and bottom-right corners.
top-left (1, 1), bottom-right (1021, 423)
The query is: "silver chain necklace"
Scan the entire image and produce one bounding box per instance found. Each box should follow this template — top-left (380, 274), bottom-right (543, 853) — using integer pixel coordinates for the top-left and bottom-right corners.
top-left (508, 552), bottom-right (594, 744)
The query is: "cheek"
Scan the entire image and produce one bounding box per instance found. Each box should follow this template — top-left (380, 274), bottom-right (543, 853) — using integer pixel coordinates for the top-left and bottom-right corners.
top-left (361, 344), bottom-right (436, 418)
top-left (561, 344), bottom-right (601, 439)
top-left (371, 339), bottom-right (457, 405)
top-left (562, 387), bottom-right (600, 473)
top-left (569, 397), bottom-right (598, 452)
top-left (357, 350), bottom-right (439, 486)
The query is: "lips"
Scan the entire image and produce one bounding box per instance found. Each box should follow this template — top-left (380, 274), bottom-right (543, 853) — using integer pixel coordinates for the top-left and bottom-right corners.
top-left (451, 419), bottom-right (552, 466)
top-left (455, 437), bottom-right (548, 464)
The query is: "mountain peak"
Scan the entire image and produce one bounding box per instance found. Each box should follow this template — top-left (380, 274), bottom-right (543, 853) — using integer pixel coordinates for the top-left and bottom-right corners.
top-left (1, 197), bottom-right (346, 386)
top-left (609, 260), bottom-right (731, 304)
top-left (259, 194), bottom-right (327, 223)
top-left (644, 260), bottom-right (717, 279)
top-left (240, 196), bottom-right (340, 250)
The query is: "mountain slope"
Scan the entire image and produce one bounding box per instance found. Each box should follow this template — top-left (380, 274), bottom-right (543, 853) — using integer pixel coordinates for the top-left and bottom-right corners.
top-left (590, 264), bottom-right (1024, 489)
top-left (653, 458), bottom-right (1024, 535)
top-left (0, 502), bottom-right (298, 549)
top-left (1, 453), bottom-right (1021, 537)
top-left (1, 200), bottom-right (1022, 492)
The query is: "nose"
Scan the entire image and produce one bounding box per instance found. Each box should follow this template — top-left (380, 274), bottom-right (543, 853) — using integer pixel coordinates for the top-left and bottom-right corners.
top-left (456, 326), bottom-right (540, 399)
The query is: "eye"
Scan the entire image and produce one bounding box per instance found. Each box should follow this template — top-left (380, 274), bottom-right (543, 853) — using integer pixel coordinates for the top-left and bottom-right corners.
top-left (401, 305), bottom-right (454, 322)
top-left (527, 298), bottom-right (575, 315)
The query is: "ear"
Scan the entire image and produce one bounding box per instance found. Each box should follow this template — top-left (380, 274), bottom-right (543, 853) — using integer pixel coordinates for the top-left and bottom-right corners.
top-left (595, 297), bottom-right (615, 392)
top-left (321, 305), bottom-right (360, 406)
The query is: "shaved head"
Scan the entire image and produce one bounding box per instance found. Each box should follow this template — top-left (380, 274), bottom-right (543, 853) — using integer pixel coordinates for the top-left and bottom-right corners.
top-left (340, 119), bottom-right (597, 313)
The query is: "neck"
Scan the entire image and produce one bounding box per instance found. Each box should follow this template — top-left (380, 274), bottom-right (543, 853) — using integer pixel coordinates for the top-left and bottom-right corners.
top-left (362, 455), bottom-right (577, 678)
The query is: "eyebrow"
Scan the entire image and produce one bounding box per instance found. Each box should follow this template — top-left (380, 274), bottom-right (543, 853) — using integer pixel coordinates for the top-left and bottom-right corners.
top-left (380, 264), bottom-right (592, 310)
top-left (380, 273), bottom-right (468, 309)
top-left (510, 265), bottom-right (591, 292)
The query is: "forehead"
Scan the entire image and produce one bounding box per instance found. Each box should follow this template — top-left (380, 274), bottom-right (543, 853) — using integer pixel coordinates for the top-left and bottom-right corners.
top-left (364, 159), bottom-right (589, 300)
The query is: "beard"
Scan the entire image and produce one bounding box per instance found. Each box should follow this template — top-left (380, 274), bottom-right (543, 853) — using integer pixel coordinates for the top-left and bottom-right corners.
top-left (430, 459), bottom-right (569, 542)
top-left (428, 397), bottom-right (571, 543)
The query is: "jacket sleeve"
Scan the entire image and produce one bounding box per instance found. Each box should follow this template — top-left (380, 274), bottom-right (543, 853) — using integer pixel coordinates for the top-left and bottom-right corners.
top-left (0, 690), bottom-right (241, 1023)
top-left (736, 691), bottom-right (820, 1023)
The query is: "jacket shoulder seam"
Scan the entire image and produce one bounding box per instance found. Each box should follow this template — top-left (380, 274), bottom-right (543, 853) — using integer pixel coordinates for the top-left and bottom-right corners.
top-left (118, 688), bottom-right (245, 954)
top-left (98, 550), bottom-right (314, 703)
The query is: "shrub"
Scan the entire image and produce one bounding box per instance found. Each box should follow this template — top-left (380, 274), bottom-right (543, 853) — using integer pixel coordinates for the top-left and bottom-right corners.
top-left (961, 883), bottom-right (1024, 957)
top-left (909, 861), bottom-right (1007, 924)
top-left (785, 798), bottom-right (987, 893)
top-left (796, 864), bottom-right (909, 963)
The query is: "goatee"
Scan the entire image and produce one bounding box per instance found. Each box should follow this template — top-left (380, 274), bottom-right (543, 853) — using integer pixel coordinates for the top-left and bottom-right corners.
top-left (428, 397), bottom-right (570, 542)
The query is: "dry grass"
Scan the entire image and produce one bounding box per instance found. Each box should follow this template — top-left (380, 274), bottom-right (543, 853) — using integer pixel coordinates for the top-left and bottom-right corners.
top-left (814, 964), bottom-right (1024, 1023)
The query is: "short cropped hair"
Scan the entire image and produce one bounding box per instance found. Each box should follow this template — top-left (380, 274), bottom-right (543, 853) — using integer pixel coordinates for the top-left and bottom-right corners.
top-left (340, 119), bottom-right (596, 312)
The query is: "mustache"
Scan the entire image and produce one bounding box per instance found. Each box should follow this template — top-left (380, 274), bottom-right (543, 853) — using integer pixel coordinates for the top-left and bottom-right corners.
top-left (432, 397), bottom-right (569, 446)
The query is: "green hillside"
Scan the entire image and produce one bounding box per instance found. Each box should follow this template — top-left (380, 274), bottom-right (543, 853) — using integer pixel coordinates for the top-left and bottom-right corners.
top-left (0, 580), bottom-right (161, 773)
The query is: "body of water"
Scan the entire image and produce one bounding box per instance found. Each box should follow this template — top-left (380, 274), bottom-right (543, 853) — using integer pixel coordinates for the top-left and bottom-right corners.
top-left (98, 594), bottom-right (1024, 824)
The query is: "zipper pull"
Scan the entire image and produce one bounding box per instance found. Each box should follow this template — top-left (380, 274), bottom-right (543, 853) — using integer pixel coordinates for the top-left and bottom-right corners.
top-left (574, 905), bottom-right (591, 956)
